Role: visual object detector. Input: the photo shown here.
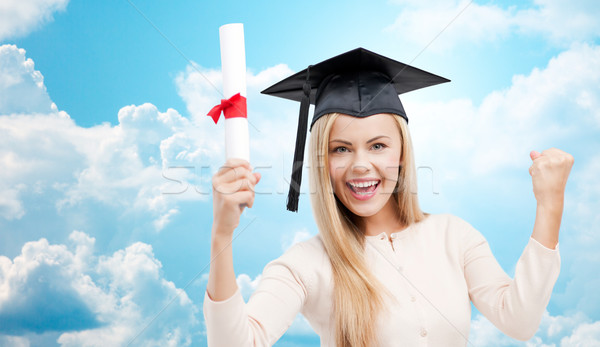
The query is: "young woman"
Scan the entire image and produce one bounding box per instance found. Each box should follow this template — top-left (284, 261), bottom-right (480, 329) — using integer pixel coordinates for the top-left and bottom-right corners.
top-left (204, 48), bottom-right (573, 346)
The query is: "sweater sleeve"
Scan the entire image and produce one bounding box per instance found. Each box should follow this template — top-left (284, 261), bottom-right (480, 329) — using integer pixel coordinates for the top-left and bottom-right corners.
top-left (461, 220), bottom-right (561, 341)
top-left (203, 242), bottom-right (313, 347)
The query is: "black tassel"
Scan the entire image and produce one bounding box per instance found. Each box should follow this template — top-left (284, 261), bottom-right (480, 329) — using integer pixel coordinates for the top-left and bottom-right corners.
top-left (286, 67), bottom-right (312, 212)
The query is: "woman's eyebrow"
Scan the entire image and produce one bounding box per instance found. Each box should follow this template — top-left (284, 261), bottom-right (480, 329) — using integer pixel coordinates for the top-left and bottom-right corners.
top-left (367, 135), bottom-right (391, 143)
top-left (329, 139), bottom-right (352, 145)
top-left (329, 135), bottom-right (391, 146)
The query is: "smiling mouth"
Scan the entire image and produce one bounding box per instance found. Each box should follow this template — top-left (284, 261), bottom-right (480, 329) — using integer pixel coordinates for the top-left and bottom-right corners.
top-left (346, 180), bottom-right (380, 195)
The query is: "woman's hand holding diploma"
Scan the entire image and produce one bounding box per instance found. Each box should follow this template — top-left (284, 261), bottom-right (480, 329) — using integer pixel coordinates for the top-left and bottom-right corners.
top-left (529, 148), bottom-right (574, 249)
top-left (212, 159), bottom-right (261, 233)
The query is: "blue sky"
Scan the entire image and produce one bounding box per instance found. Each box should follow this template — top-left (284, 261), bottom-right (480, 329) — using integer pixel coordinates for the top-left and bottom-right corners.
top-left (0, 0), bottom-right (599, 346)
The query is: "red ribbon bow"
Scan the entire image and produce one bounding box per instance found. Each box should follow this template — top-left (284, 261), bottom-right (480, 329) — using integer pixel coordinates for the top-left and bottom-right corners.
top-left (207, 93), bottom-right (247, 124)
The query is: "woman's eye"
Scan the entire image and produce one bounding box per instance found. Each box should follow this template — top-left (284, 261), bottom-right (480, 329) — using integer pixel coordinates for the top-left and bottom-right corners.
top-left (333, 147), bottom-right (348, 153)
top-left (372, 143), bottom-right (386, 150)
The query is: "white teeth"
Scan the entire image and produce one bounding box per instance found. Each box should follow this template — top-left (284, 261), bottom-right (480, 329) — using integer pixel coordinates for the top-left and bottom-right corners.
top-left (349, 181), bottom-right (378, 188)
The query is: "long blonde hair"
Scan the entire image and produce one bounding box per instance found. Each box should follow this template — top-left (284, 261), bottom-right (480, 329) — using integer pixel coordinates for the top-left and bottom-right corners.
top-left (308, 113), bottom-right (425, 347)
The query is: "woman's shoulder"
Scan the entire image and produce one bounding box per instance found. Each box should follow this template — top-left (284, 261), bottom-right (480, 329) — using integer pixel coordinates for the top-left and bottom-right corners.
top-left (279, 234), bottom-right (328, 263)
top-left (265, 234), bottom-right (330, 294)
top-left (418, 213), bottom-right (473, 229)
top-left (416, 213), bottom-right (484, 241)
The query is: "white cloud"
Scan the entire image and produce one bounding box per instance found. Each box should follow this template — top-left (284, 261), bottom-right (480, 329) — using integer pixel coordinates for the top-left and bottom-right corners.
top-left (281, 228), bottom-right (314, 252)
top-left (515, 0), bottom-right (600, 44)
top-left (0, 45), bottom-right (57, 114)
top-left (0, 335), bottom-right (30, 347)
top-left (568, 153), bottom-right (600, 243)
top-left (408, 42), bottom-right (600, 180)
top-left (153, 208), bottom-right (179, 232)
top-left (540, 311), bottom-right (588, 341)
top-left (469, 311), bottom-right (600, 346)
top-left (386, 1), bottom-right (513, 51)
top-left (0, 231), bottom-right (198, 346)
top-left (0, 236), bottom-right (100, 335)
top-left (0, 0), bottom-right (69, 41)
top-left (0, 45), bottom-right (219, 229)
top-left (560, 321), bottom-right (600, 346)
top-left (175, 64), bottom-right (223, 124)
top-left (0, 106), bottom-right (203, 229)
top-left (0, 187), bottom-right (24, 220)
top-left (385, 0), bottom-right (600, 50)
top-left (552, 153), bottom-right (600, 319)
top-left (55, 103), bottom-right (211, 215)
top-left (236, 273), bottom-right (262, 301)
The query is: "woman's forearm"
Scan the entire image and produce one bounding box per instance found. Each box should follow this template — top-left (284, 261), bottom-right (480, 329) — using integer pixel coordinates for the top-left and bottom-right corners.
top-left (206, 227), bottom-right (238, 301)
top-left (528, 148), bottom-right (573, 250)
top-left (207, 159), bottom-right (260, 302)
top-left (531, 201), bottom-right (563, 250)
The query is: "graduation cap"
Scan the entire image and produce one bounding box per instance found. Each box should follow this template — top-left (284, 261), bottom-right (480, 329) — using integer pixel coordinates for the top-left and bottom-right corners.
top-left (261, 47), bottom-right (449, 212)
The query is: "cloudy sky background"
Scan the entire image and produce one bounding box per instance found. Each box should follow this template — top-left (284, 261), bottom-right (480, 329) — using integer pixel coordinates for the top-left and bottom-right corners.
top-left (0, 0), bottom-right (599, 346)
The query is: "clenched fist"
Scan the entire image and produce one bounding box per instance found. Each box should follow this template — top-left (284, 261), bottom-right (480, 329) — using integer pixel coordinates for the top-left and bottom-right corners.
top-left (529, 148), bottom-right (574, 209)
top-left (212, 158), bottom-right (261, 234)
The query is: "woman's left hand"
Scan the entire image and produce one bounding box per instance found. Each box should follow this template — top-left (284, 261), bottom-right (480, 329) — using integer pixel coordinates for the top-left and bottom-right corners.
top-left (529, 148), bottom-right (574, 209)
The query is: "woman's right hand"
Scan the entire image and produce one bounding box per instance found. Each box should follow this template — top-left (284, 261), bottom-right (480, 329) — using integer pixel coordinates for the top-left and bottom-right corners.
top-left (212, 158), bottom-right (261, 236)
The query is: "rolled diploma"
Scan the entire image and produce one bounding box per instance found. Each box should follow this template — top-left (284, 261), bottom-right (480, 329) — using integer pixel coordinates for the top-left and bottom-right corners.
top-left (219, 23), bottom-right (249, 162)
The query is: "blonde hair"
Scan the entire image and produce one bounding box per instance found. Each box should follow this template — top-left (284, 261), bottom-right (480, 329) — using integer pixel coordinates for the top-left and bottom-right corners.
top-left (308, 113), bottom-right (426, 347)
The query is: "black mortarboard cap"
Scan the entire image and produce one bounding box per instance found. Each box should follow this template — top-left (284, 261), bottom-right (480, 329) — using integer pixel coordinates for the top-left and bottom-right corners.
top-left (261, 47), bottom-right (449, 212)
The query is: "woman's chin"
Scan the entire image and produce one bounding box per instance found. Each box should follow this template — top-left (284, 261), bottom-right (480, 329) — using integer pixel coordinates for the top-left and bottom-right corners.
top-left (344, 201), bottom-right (385, 218)
top-left (340, 190), bottom-right (396, 218)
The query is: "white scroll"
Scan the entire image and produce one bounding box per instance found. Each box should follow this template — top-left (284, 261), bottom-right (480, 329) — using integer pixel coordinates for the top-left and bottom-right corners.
top-left (219, 23), bottom-right (249, 162)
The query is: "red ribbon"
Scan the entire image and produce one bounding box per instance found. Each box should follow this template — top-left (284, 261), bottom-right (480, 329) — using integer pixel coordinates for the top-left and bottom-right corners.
top-left (207, 93), bottom-right (247, 124)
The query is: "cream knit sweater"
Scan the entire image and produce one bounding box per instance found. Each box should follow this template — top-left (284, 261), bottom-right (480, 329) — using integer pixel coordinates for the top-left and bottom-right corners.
top-left (204, 214), bottom-right (560, 346)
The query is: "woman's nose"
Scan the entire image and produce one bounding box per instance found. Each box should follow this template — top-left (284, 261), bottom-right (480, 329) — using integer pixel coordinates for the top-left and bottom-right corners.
top-left (351, 151), bottom-right (371, 174)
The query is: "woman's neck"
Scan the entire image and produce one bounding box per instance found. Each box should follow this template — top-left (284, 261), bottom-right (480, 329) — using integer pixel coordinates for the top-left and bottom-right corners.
top-left (359, 199), bottom-right (406, 237)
